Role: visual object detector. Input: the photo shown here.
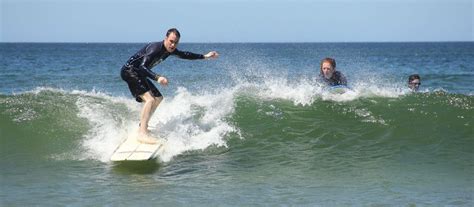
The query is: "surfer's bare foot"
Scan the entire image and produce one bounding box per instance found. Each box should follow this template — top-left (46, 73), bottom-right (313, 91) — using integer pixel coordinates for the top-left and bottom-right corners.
top-left (138, 124), bottom-right (152, 134)
top-left (137, 132), bottom-right (158, 144)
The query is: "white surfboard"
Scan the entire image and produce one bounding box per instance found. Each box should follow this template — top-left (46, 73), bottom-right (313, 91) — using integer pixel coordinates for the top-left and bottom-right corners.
top-left (328, 85), bottom-right (352, 94)
top-left (110, 136), bottom-right (165, 161)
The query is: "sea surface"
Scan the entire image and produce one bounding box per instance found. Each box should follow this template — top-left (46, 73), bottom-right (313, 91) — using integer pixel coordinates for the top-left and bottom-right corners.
top-left (1, 42), bottom-right (473, 206)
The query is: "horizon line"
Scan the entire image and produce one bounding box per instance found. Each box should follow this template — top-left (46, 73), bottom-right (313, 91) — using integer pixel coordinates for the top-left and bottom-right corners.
top-left (1, 40), bottom-right (473, 44)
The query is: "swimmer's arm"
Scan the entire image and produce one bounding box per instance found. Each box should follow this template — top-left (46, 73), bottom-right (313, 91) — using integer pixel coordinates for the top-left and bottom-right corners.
top-left (339, 73), bottom-right (348, 85)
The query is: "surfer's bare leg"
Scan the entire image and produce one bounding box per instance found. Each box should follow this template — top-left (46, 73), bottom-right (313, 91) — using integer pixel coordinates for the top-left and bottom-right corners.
top-left (137, 92), bottom-right (158, 144)
top-left (151, 96), bottom-right (163, 116)
top-left (143, 96), bottom-right (162, 134)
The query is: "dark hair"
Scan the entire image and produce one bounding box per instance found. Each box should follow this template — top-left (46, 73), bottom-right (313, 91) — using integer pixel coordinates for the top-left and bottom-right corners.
top-left (166, 28), bottom-right (181, 38)
top-left (408, 74), bottom-right (421, 83)
top-left (320, 58), bottom-right (336, 69)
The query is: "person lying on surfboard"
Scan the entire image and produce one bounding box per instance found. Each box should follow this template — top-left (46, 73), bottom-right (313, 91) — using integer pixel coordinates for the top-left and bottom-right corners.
top-left (318, 57), bottom-right (347, 86)
top-left (120, 28), bottom-right (219, 144)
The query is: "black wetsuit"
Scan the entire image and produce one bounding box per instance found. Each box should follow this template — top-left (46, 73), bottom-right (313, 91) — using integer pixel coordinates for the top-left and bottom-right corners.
top-left (121, 41), bottom-right (204, 102)
top-left (319, 71), bottom-right (347, 86)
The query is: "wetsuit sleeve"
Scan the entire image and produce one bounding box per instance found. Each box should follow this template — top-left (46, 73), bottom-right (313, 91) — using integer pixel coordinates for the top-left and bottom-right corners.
top-left (338, 72), bottom-right (348, 85)
top-left (172, 49), bottom-right (205, 60)
top-left (137, 44), bottom-right (160, 80)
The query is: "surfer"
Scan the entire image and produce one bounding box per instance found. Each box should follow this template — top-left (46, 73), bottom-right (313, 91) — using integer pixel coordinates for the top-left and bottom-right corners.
top-left (120, 28), bottom-right (219, 144)
top-left (408, 74), bottom-right (421, 92)
top-left (318, 57), bottom-right (347, 86)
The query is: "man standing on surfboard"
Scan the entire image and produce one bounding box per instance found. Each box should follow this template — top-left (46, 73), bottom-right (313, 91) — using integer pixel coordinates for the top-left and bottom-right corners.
top-left (120, 28), bottom-right (219, 144)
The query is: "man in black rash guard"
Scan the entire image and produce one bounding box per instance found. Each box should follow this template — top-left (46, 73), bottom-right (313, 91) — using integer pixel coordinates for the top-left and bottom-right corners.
top-left (121, 28), bottom-right (219, 144)
top-left (319, 57), bottom-right (347, 86)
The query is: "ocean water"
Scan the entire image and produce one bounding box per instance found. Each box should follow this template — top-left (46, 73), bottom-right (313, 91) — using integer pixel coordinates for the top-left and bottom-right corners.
top-left (1, 42), bottom-right (473, 206)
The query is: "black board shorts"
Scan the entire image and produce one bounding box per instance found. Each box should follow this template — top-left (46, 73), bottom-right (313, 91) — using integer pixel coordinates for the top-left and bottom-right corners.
top-left (121, 66), bottom-right (163, 102)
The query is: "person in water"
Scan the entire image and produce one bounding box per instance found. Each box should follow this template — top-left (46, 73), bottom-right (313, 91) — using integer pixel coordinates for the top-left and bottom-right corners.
top-left (319, 57), bottom-right (347, 86)
top-left (121, 28), bottom-right (219, 144)
top-left (408, 74), bottom-right (421, 91)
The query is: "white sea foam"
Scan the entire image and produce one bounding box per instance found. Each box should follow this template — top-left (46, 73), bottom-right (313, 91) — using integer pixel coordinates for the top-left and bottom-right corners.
top-left (71, 87), bottom-right (237, 163)
top-left (254, 77), bottom-right (319, 106)
top-left (232, 77), bottom-right (411, 106)
top-left (146, 87), bottom-right (238, 162)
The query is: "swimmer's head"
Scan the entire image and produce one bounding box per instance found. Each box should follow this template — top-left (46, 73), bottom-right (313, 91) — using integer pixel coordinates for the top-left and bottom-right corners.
top-left (408, 74), bottom-right (421, 91)
top-left (320, 58), bottom-right (336, 79)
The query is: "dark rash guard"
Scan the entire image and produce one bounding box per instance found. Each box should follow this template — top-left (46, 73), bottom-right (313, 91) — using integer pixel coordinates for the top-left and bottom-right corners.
top-left (319, 71), bottom-right (347, 86)
top-left (123, 41), bottom-right (205, 80)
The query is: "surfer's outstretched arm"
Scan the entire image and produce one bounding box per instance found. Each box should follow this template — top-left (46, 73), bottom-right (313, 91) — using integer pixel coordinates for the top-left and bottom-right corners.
top-left (204, 51), bottom-right (219, 59)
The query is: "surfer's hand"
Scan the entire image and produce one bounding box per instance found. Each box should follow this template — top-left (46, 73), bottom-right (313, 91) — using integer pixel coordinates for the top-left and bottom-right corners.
top-left (204, 51), bottom-right (219, 59)
top-left (158, 76), bottom-right (168, 86)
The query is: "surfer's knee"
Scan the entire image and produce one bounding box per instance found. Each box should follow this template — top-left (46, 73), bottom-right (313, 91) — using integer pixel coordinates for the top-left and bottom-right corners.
top-left (156, 96), bottom-right (163, 102)
top-left (153, 96), bottom-right (163, 107)
top-left (141, 92), bottom-right (156, 103)
top-left (145, 97), bottom-right (159, 106)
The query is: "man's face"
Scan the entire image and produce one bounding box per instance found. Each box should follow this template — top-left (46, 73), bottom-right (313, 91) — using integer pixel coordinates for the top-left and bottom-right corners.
top-left (164, 33), bottom-right (179, 52)
top-left (409, 79), bottom-right (421, 91)
top-left (321, 62), bottom-right (335, 79)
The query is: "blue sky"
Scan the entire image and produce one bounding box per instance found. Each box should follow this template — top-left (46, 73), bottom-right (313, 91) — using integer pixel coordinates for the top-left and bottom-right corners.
top-left (1, 0), bottom-right (472, 42)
